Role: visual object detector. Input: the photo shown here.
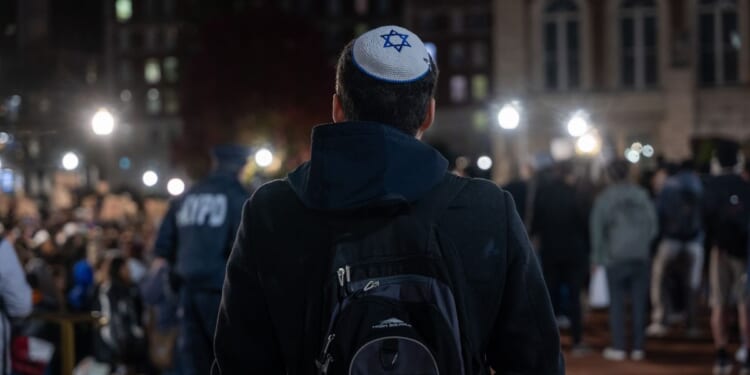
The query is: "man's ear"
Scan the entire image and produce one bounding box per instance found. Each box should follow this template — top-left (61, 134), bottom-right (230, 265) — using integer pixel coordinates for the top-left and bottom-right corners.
top-left (332, 94), bottom-right (347, 123)
top-left (416, 98), bottom-right (436, 139)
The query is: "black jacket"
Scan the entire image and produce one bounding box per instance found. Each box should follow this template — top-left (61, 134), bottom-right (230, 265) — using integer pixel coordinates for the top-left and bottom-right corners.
top-left (213, 122), bottom-right (562, 374)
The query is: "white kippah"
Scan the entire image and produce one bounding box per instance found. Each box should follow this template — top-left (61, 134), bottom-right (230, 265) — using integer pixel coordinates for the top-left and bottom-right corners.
top-left (352, 25), bottom-right (432, 83)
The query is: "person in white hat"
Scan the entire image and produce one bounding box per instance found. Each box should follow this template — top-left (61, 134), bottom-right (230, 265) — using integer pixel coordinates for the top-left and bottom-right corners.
top-left (213, 25), bottom-right (562, 375)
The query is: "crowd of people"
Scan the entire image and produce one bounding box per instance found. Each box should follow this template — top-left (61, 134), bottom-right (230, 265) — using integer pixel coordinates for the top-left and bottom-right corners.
top-left (511, 144), bottom-right (750, 374)
top-left (0, 184), bottom-right (179, 375)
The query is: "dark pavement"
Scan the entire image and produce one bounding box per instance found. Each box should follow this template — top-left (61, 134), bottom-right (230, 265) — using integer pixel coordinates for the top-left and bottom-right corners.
top-left (564, 309), bottom-right (739, 374)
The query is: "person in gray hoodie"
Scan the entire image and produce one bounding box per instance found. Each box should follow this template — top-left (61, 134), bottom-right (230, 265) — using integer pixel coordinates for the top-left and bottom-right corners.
top-left (0, 232), bottom-right (33, 375)
top-left (590, 160), bottom-right (658, 362)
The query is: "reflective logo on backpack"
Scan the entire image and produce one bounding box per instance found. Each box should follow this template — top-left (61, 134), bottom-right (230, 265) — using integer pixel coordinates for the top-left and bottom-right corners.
top-left (372, 318), bottom-right (412, 329)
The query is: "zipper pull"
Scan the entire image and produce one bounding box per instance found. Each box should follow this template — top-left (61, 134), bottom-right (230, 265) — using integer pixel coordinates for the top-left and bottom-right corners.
top-left (337, 268), bottom-right (345, 287)
top-left (363, 280), bottom-right (380, 292)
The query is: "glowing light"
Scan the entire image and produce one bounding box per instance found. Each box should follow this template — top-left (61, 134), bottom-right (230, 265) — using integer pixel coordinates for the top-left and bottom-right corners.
top-left (119, 157), bottom-right (131, 170)
top-left (497, 103), bottom-right (521, 130)
top-left (91, 108), bottom-right (115, 136)
top-left (0, 132), bottom-right (10, 144)
top-left (625, 148), bottom-right (641, 164)
top-left (142, 170), bottom-right (158, 187)
top-left (642, 144), bottom-right (655, 158)
top-left (631, 142), bottom-right (643, 153)
top-left (255, 148), bottom-right (273, 168)
top-left (567, 112), bottom-right (590, 137)
top-left (62, 152), bottom-right (79, 171)
top-left (576, 134), bottom-right (600, 155)
top-left (167, 178), bottom-right (185, 196)
top-left (477, 156), bottom-right (493, 171)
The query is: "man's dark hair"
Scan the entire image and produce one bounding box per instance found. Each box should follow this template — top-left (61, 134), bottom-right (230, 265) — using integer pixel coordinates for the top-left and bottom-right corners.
top-left (715, 139), bottom-right (739, 169)
top-left (608, 160), bottom-right (630, 182)
top-left (335, 40), bottom-right (439, 136)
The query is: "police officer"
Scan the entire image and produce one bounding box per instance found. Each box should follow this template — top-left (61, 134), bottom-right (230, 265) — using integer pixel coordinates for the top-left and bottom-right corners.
top-left (153, 145), bottom-right (250, 375)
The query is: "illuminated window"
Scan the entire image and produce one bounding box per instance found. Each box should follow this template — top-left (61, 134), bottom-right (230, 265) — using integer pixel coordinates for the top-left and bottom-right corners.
top-left (115, 0), bottom-right (132, 22)
top-left (620, 0), bottom-right (658, 88)
top-left (472, 74), bottom-right (489, 101)
top-left (147, 88), bottom-right (161, 114)
top-left (473, 111), bottom-right (489, 131)
top-left (144, 59), bottom-right (161, 83)
top-left (164, 89), bottom-right (180, 114)
top-left (450, 76), bottom-right (468, 103)
top-left (698, 0), bottom-right (739, 85)
top-left (543, 0), bottom-right (581, 90)
top-left (163, 57), bottom-right (179, 82)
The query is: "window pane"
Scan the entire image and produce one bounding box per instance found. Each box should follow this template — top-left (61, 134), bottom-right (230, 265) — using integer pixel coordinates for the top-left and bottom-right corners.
top-left (450, 76), bottom-right (468, 103)
top-left (545, 0), bottom-right (578, 13)
top-left (164, 89), bottom-right (179, 114)
top-left (722, 11), bottom-right (739, 82)
top-left (644, 16), bottom-right (658, 86)
top-left (144, 59), bottom-right (161, 83)
top-left (471, 42), bottom-right (488, 67)
top-left (567, 20), bottom-right (580, 88)
top-left (145, 28), bottom-right (158, 50)
top-left (465, 13), bottom-right (490, 31)
top-left (120, 60), bottom-right (134, 82)
top-left (450, 43), bottom-right (466, 67)
top-left (164, 27), bottom-right (178, 49)
top-left (119, 29), bottom-right (130, 51)
top-left (621, 18), bottom-right (635, 87)
top-left (699, 13), bottom-right (715, 84)
top-left (163, 57), bottom-right (179, 83)
top-left (375, 0), bottom-right (390, 15)
top-left (621, 17), bottom-right (635, 48)
top-left (355, 0), bottom-right (368, 15)
top-left (471, 74), bottom-right (489, 101)
top-left (544, 22), bottom-right (558, 89)
top-left (147, 88), bottom-right (161, 114)
top-left (645, 53), bottom-right (658, 86)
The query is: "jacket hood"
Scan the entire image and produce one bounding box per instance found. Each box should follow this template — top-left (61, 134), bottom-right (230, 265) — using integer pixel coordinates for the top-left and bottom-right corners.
top-left (288, 121), bottom-right (448, 211)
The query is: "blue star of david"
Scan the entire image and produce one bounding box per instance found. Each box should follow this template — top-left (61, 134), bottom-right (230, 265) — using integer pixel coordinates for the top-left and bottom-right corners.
top-left (380, 29), bottom-right (411, 52)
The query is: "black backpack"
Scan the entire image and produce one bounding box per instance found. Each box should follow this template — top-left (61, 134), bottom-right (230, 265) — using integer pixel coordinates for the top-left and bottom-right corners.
top-left (315, 179), bottom-right (473, 375)
top-left (662, 186), bottom-right (702, 241)
top-left (713, 178), bottom-right (750, 257)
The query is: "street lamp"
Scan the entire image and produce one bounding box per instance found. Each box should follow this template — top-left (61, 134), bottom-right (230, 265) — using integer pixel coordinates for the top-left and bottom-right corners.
top-left (142, 170), bottom-right (158, 187)
top-left (91, 108), bottom-right (115, 136)
top-left (167, 178), bottom-right (185, 196)
top-left (497, 102), bottom-right (521, 130)
top-left (62, 152), bottom-right (80, 171)
top-left (567, 111), bottom-right (590, 137)
top-left (255, 148), bottom-right (273, 168)
top-left (477, 156), bottom-right (493, 171)
top-left (575, 133), bottom-right (601, 155)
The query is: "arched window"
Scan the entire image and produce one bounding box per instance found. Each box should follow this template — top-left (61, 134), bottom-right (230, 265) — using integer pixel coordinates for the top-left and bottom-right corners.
top-left (619, 0), bottom-right (658, 88)
top-left (543, 0), bottom-right (581, 90)
top-left (698, 0), bottom-right (740, 85)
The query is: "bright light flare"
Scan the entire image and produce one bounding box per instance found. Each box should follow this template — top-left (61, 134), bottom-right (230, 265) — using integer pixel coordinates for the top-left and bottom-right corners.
top-left (92, 108), bottom-right (115, 136)
top-left (567, 112), bottom-right (590, 137)
top-left (142, 170), bottom-right (158, 187)
top-left (62, 152), bottom-right (79, 171)
top-left (255, 148), bottom-right (273, 168)
top-left (497, 103), bottom-right (521, 130)
top-left (576, 134), bottom-right (600, 155)
top-left (625, 148), bottom-right (641, 164)
top-left (167, 178), bottom-right (185, 196)
top-left (477, 156), bottom-right (493, 171)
